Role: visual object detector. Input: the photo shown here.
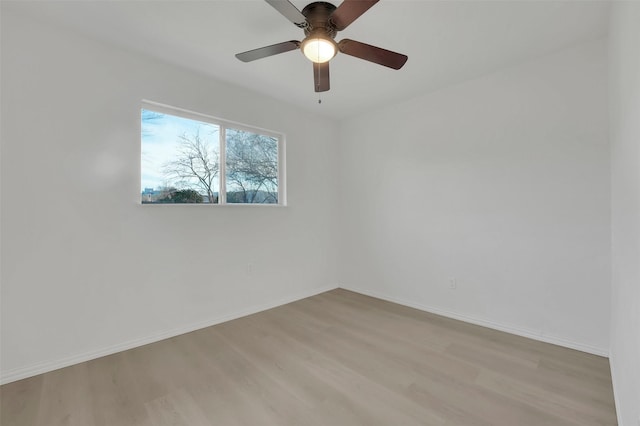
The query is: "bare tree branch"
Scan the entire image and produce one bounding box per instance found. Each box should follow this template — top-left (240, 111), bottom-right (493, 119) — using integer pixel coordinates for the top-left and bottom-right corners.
top-left (226, 129), bottom-right (278, 203)
top-left (163, 132), bottom-right (219, 203)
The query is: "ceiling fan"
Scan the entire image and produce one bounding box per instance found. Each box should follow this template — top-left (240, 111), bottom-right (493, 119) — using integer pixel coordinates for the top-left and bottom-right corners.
top-left (235, 0), bottom-right (408, 92)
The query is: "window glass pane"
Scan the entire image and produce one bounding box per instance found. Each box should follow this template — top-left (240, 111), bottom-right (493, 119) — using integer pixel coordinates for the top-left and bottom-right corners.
top-left (225, 128), bottom-right (279, 204)
top-left (141, 109), bottom-right (220, 204)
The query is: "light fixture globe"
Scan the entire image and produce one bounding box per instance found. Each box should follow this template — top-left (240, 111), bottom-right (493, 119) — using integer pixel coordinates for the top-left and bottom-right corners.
top-left (301, 36), bottom-right (337, 63)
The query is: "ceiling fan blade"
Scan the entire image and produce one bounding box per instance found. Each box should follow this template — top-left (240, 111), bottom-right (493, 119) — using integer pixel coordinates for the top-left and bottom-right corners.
top-left (313, 62), bottom-right (330, 92)
top-left (339, 39), bottom-right (408, 70)
top-left (330, 0), bottom-right (379, 31)
top-left (236, 41), bottom-right (300, 62)
top-left (264, 0), bottom-right (308, 27)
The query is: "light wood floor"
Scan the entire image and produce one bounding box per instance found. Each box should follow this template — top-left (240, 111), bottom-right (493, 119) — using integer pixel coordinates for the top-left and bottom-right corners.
top-left (1, 289), bottom-right (617, 425)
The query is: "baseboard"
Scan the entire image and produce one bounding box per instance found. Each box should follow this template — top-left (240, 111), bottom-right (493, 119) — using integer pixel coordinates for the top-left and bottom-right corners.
top-left (0, 284), bottom-right (338, 385)
top-left (2, 283), bottom-right (609, 385)
top-left (340, 284), bottom-right (609, 357)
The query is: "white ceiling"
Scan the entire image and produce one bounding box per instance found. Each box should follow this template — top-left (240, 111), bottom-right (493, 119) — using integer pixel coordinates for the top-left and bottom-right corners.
top-left (4, 0), bottom-right (610, 120)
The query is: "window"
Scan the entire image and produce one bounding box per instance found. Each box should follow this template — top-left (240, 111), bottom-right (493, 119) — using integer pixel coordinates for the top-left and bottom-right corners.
top-left (141, 102), bottom-right (284, 205)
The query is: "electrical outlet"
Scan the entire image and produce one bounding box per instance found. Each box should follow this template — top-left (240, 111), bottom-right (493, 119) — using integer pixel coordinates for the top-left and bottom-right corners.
top-left (448, 277), bottom-right (457, 289)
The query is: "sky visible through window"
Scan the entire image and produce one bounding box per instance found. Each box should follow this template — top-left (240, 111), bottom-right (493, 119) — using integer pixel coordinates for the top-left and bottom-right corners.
top-left (141, 109), bottom-right (219, 193)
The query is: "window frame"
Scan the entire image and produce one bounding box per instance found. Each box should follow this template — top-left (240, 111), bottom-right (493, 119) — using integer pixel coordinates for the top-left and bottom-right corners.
top-left (141, 100), bottom-right (286, 206)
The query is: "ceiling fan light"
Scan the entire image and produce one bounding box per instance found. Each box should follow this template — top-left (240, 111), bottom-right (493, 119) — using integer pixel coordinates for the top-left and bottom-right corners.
top-left (301, 37), bottom-right (337, 63)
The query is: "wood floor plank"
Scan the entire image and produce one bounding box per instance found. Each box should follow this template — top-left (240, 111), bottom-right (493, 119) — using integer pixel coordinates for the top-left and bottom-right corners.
top-left (145, 388), bottom-right (210, 426)
top-left (33, 363), bottom-right (93, 426)
top-left (86, 353), bottom-right (150, 426)
top-left (445, 341), bottom-right (615, 410)
top-left (0, 375), bottom-right (43, 426)
top-left (475, 369), bottom-right (617, 426)
top-left (0, 289), bottom-right (617, 425)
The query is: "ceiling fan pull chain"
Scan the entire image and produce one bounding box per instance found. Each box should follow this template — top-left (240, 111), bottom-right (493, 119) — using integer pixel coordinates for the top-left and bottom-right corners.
top-left (314, 58), bottom-right (322, 104)
top-left (317, 45), bottom-right (322, 103)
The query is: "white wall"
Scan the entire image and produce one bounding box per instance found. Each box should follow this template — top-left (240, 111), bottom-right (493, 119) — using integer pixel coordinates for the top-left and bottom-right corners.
top-left (337, 40), bottom-right (611, 355)
top-left (0, 9), bottom-right (338, 383)
top-left (609, 2), bottom-right (640, 425)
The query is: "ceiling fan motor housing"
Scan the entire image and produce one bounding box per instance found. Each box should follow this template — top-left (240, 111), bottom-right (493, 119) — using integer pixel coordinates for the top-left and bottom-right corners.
top-left (302, 2), bottom-right (338, 39)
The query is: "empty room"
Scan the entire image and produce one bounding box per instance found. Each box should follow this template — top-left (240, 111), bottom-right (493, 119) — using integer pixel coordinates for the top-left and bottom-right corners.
top-left (1, 0), bottom-right (638, 425)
